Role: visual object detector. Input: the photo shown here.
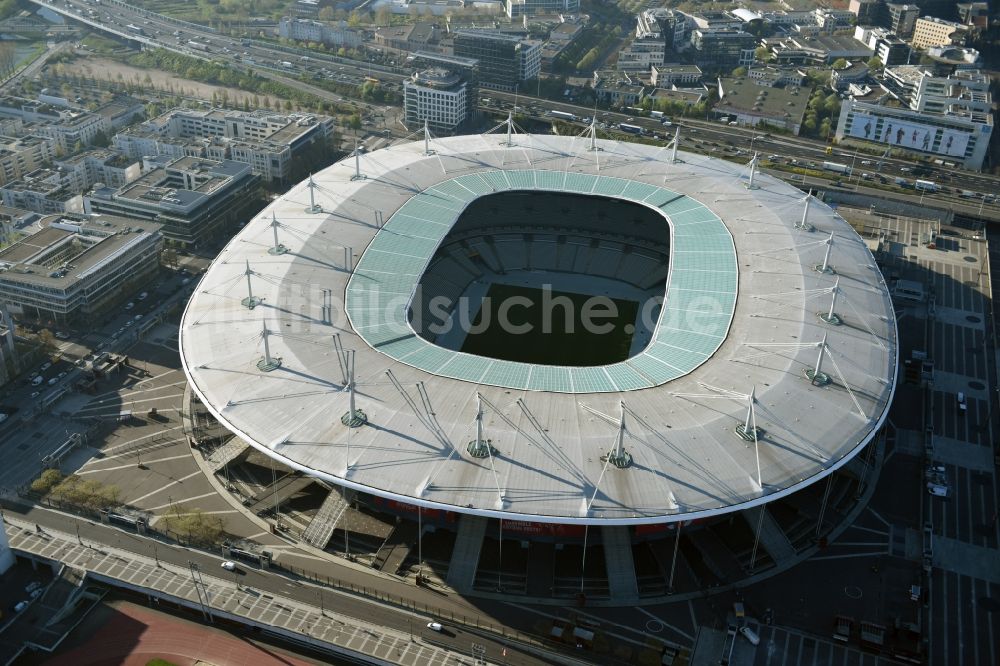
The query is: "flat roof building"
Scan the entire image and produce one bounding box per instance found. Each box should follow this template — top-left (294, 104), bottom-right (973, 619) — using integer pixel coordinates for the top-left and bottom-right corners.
top-left (0, 169), bottom-right (84, 215)
top-left (910, 16), bottom-right (967, 50)
top-left (837, 68), bottom-right (992, 169)
top-left (714, 77), bottom-right (809, 134)
top-left (87, 157), bottom-right (260, 248)
top-left (453, 31), bottom-right (541, 90)
top-left (404, 68), bottom-right (469, 134)
top-left (0, 214), bottom-right (162, 323)
top-left (504, 0), bottom-right (579, 18)
top-left (114, 109), bottom-right (334, 184)
top-left (0, 135), bottom-right (56, 187)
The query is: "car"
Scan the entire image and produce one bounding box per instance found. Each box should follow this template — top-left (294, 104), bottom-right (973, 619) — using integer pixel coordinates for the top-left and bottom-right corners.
top-left (47, 378), bottom-right (57, 386)
top-left (134, 314), bottom-right (143, 321)
top-left (125, 320), bottom-right (133, 328)
top-left (124, 302), bottom-right (134, 310)
top-left (30, 391), bottom-right (39, 399)
top-left (739, 626), bottom-right (760, 645)
top-left (956, 392), bottom-right (967, 412)
top-left (426, 621), bottom-right (443, 632)
top-left (58, 371), bottom-right (66, 379)
top-left (40, 362), bottom-right (51, 371)
top-left (55, 331), bottom-right (69, 340)
top-left (221, 560), bottom-right (236, 571)
top-left (29, 588), bottom-right (43, 599)
top-left (25, 581), bottom-right (41, 594)
top-left (138, 292), bottom-right (148, 300)
top-left (13, 601), bottom-right (28, 613)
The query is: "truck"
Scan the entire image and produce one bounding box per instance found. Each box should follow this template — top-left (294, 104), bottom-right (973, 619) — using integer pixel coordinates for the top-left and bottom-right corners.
top-left (125, 24), bottom-right (144, 35)
top-left (822, 161), bottom-right (852, 175)
top-left (549, 110), bottom-right (577, 122)
top-left (650, 110), bottom-right (664, 119)
top-left (280, 61), bottom-right (294, 68)
top-left (187, 40), bottom-right (210, 52)
top-left (914, 179), bottom-right (938, 192)
top-left (618, 123), bottom-right (645, 135)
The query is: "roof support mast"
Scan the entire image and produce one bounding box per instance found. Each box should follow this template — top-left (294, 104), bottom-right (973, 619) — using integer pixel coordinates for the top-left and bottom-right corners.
top-left (257, 321), bottom-right (281, 372)
top-left (604, 401), bottom-right (632, 469)
top-left (305, 174), bottom-right (321, 213)
top-left (268, 212), bottom-right (287, 255)
top-left (815, 232), bottom-right (835, 273)
top-left (819, 277), bottom-right (842, 325)
top-left (241, 260), bottom-right (261, 309)
top-left (351, 141), bottom-right (366, 181)
top-left (805, 332), bottom-right (831, 386)
top-left (670, 126), bottom-right (680, 163)
top-left (467, 392), bottom-right (495, 458)
top-left (341, 350), bottom-right (367, 427)
top-left (795, 191), bottom-right (814, 232)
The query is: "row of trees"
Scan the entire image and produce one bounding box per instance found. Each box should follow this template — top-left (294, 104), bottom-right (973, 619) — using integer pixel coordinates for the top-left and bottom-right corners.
top-left (33, 470), bottom-right (123, 510)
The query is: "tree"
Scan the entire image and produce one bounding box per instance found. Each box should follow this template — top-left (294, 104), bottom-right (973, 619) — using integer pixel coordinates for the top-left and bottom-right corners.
top-left (318, 6), bottom-right (335, 20)
top-left (731, 66), bottom-right (747, 77)
top-left (375, 4), bottom-right (392, 26)
top-left (754, 46), bottom-right (771, 63)
top-left (831, 58), bottom-right (848, 70)
top-left (866, 56), bottom-right (884, 71)
top-left (347, 113), bottom-right (362, 131)
top-left (0, 41), bottom-right (15, 76)
top-left (37, 328), bottom-right (56, 352)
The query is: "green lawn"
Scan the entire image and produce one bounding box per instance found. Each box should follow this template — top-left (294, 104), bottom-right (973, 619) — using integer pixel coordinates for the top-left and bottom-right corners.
top-left (460, 283), bottom-right (638, 366)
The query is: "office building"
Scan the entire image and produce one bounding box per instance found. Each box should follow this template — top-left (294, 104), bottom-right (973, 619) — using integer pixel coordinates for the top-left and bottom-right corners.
top-left (910, 16), bottom-right (967, 50)
top-left (650, 64), bottom-right (703, 87)
top-left (453, 31), bottom-right (540, 90)
top-left (616, 39), bottom-right (666, 72)
top-left (886, 3), bottom-right (920, 38)
top-left (714, 78), bottom-right (809, 134)
top-left (635, 8), bottom-right (687, 52)
top-left (404, 68), bottom-right (469, 134)
top-left (0, 98), bottom-right (112, 152)
top-left (689, 29), bottom-right (757, 69)
top-left (114, 109), bottom-right (334, 183)
top-left (278, 16), bottom-right (363, 48)
top-left (593, 70), bottom-right (645, 106)
top-left (835, 68), bottom-right (992, 169)
top-left (0, 169), bottom-right (84, 215)
top-left (848, 0), bottom-right (885, 26)
top-left (87, 157), bottom-right (260, 248)
top-left (55, 149), bottom-right (142, 194)
top-left (504, 0), bottom-right (579, 18)
top-left (0, 215), bottom-right (162, 323)
top-left (956, 2), bottom-right (989, 29)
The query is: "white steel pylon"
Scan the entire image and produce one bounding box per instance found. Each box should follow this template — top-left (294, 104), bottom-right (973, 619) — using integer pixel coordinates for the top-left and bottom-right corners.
top-left (305, 173), bottom-right (321, 213)
top-left (467, 392), bottom-right (496, 458)
top-left (746, 152), bottom-right (759, 189)
top-left (794, 190), bottom-right (815, 232)
top-left (603, 401), bottom-right (632, 469)
top-left (423, 119), bottom-right (436, 156)
top-left (819, 277), bottom-right (842, 325)
top-left (241, 260), bottom-right (261, 309)
top-left (257, 321), bottom-right (281, 372)
top-left (735, 386), bottom-right (761, 441)
top-left (341, 349), bottom-right (367, 427)
top-left (669, 126), bottom-right (680, 163)
top-left (805, 332), bottom-right (831, 385)
top-left (268, 211), bottom-right (287, 255)
top-left (350, 141), bottom-right (366, 181)
top-left (501, 111), bottom-right (516, 147)
top-left (815, 232), bottom-right (835, 274)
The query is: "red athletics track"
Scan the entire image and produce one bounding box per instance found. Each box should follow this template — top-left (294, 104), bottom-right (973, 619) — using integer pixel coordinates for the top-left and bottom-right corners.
top-left (46, 600), bottom-right (322, 666)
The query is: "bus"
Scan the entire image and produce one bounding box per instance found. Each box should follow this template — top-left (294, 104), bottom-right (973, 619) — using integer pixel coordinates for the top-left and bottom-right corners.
top-left (914, 180), bottom-right (938, 192)
top-left (822, 161), bottom-right (852, 175)
top-left (125, 24), bottom-right (144, 35)
top-left (618, 123), bottom-right (645, 135)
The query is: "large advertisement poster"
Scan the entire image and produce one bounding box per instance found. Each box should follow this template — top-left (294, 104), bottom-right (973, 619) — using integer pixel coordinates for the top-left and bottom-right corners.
top-left (848, 113), bottom-right (969, 158)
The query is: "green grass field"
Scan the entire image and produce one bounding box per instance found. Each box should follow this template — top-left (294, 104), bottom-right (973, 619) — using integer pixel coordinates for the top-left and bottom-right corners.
top-left (460, 284), bottom-right (638, 366)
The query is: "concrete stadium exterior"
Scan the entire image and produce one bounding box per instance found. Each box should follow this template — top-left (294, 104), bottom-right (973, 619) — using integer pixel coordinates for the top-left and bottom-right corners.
top-left (179, 132), bottom-right (898, 528)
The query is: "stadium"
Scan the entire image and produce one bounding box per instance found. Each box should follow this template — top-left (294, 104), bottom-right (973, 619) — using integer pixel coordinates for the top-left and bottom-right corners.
top-left (179, 131), bottom-right (897, 601)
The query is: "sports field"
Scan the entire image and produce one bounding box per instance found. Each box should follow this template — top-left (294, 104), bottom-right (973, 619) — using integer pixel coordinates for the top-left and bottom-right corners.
top-left (460, 283), bottom-right (638, 366)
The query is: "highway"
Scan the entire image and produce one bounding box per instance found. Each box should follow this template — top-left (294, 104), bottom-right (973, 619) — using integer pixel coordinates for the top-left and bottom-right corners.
top-left (486, 89), bottom-right (1000, 217)
top-left (2, 507), bottom-right (564, 666)
top-left (27, 0), bottom-right (1000, 216)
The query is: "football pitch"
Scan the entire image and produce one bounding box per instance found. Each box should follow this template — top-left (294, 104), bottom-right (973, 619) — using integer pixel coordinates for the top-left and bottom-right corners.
top-left (460, 283), bottom-right (639, 366)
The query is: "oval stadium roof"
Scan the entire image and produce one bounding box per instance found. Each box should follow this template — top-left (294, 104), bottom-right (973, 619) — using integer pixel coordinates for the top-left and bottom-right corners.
top-left (179, 133), bottom-right (898, 525)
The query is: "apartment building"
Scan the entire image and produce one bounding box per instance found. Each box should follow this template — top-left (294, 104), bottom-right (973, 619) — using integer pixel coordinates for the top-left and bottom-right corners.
top-left (0, 135), bottom-right (56, 187)
top-left (0, 169), bottom-right (84, 215)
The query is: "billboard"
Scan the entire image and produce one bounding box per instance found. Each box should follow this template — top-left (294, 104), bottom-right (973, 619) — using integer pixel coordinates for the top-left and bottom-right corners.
top-left (847, 113), bottom-right (969, 158)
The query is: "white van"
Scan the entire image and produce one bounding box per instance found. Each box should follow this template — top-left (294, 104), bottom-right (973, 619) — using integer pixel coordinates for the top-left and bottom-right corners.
top-left (739, 626), bottom-right (760, 645)
top-left (31, 376), bottom-right (43, 386)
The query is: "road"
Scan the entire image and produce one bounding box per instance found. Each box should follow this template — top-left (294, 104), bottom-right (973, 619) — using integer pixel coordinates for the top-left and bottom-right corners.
top-left (0, 41), bottom-right (70, 91)
top-left (485, 90), bottom-right (1000, 218)
top-left (3, 505), bottom-right (567, 666)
